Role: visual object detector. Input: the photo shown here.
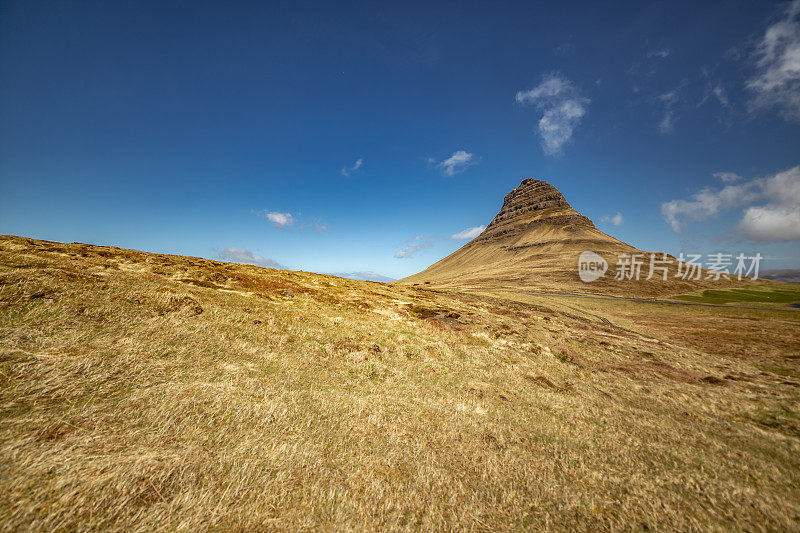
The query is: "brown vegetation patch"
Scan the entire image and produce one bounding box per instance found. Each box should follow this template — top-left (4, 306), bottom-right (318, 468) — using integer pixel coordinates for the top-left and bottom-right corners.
top-left (176, 278), bottom-right (227, 290)
top-left (524, 374), bottom-right (570, 392)
top-left (157, 294), bottom-right (203, 316)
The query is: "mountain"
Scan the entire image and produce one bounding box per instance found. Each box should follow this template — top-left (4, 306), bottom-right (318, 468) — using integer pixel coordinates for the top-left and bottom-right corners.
top-left (328, 271), bottom-right (395, 283)
top-left (397, 178), bottom-right (757, 297)
top-left (760, 270), bottom-right (800, 284)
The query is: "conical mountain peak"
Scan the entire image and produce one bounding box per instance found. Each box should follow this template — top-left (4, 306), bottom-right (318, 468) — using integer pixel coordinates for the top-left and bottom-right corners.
top-left (397, 176), bottom-right (642, 294)
top-left (480, 178), bottom-right (594, 242)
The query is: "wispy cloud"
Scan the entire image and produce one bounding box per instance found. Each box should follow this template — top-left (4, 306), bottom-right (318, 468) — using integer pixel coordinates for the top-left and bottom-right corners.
top-left (219, 247), bottom-right (284, 269)
top-left (661, 166), bottom-right (800, 242)
top-left (696, 67), bottom-right (735, 126)
top-left (713, 171), bottom-right (743, 183)
top-left (600, 212), bottom-right (624, 226)
top-left (628, 49), bottom-right (671, 89)
top-left (450, 225), bottom-right (485, 240)
top-left (712, 85), bottom-right (730, 108)
top-left (647, 48), bottom-right (671, 59)
top-left (516, 73), bottom-right (590, 156)
top-left (394, 235), bottom-right (435, 258)
top-left (713, 85), bottom-right (730, 107)
top-left (655, 80), bottom-right (688, 134)
top-left (311, 221), bottom-right (329, 234)
top-left (746, 0), bottom-right (800, 122)
top-left (394, 224), bottom-right (486, 257)
top-left (698, 80), bottom-right (731, 110)
top-left (341, 158), bottom-right (364, 177)
top-left (433, 151), bottom-right (476, 176)
top-left (657, 113), bottom-right (675, 134)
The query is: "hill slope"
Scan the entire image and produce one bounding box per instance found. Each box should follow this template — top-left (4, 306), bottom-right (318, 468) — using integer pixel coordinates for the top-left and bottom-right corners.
top-left (398, 178), bottom-right (752, 296)
top-left (1, 235), bottom-right (799, 530)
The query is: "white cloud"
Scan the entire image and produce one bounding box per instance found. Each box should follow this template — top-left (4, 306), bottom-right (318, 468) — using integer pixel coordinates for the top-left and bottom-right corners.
top-left (738, 205), bottom-right (800, 241)
top-left (713, 171), bottom-right (743, 183)
top-left (394, 242), bottom-right (433, 258)
top-left (394, 235), bottom-right (435, 258)
top-left (600, 212), bottom-right (624, 226)
top-left (661, 166), bottom-right (800, 242)
top-left (661, 182), bottom-right (762, 232)
top-left (450, 225), bottom-right (485, 240)
top-left (219, 247), bottom-right (284, 269)
top-left (435, 151), bottom-right (476, 176)
top-left (341, 158), bottom-right (364, 177)
top-left (253, 209), bottom-right (328, 233)
top-left (516, 73), bottom-right (590, 156)
top-left (262, 211), bottom-right (294, 229)
top-left (746, 0), bottom-right (800, 122)
top-left (250, 209), bottom-right (329, 234)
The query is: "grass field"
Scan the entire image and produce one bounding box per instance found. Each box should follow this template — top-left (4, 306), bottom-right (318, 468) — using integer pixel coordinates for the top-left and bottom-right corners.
top-left (672, 286), bottom-right (800, 307)
top-left (2, 235), bottom-right (800, 531)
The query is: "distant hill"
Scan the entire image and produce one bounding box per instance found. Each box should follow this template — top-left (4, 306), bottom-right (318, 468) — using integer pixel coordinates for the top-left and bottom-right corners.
top-left (761, 269), bottom-right (800, 284)
top-left (329, 271), bottom-right (395, 283)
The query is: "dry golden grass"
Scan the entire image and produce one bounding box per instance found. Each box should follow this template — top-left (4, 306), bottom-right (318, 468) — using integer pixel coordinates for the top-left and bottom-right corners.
top-left (1, 235), bottom-right (799, 531)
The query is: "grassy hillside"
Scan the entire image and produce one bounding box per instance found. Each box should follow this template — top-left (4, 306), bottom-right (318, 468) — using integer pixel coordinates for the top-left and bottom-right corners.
top-left (1, 235), bottom-right (799, 530)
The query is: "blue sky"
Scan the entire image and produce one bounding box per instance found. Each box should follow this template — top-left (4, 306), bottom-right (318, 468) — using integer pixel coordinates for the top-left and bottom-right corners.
top-left (1, 0), bottom-right (799, 279)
